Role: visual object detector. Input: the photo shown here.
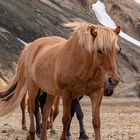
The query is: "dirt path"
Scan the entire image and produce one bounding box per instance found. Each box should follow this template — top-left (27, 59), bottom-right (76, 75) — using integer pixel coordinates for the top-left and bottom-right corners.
top-left (0, 97), bottom-right (140, 140)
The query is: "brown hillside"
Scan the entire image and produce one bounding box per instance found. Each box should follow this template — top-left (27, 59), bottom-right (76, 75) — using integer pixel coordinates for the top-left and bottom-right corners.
top-left (102, 0), bottom-right (140, 40)
top-left (0, 0), bottom-right (139, 91)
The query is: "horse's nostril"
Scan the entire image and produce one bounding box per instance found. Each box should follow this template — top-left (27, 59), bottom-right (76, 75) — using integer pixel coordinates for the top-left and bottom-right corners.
top-left (108, 77), bottom-right (113, 85)
top-left (108, 77), bottom-right (119, 86)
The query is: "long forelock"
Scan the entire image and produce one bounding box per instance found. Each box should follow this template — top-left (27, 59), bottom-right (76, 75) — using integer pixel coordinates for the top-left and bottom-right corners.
top-left (93, 26), bottom-right (119, 52)
top-left (64, 22), bottom-right (118, 53)
top-left (64, 22), bottom-right (95, 52)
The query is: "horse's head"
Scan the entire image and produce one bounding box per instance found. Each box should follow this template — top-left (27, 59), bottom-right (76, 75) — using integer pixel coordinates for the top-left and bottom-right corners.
top-left (89, 25), bottom-right (121, 95)
top-left (64, 22), bottom-right (121, 95)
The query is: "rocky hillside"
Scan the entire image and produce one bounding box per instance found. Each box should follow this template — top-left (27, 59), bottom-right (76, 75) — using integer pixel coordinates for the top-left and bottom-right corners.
top-left (0, 27), bottom-right (23, 82)
top-left (0, 0), bottom-right (94, 84)
top-left (0, 0), bottom-right (95, 42)
top-left (0, 0), bottom-right (140, 94)
top-left (103, 0), bottom-right (140, 41)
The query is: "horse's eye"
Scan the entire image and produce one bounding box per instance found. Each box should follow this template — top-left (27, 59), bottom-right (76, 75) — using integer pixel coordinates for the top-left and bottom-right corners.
top-left (117, 48), bottom-right (121, 54)
top-left (97, 49), bottom-right (103, 54)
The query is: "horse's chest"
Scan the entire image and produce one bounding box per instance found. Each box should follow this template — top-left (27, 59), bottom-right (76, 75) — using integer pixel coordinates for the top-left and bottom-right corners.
top-left (60, 77), bottom-right (102, 98)
top-left (71, 80), bottom-right (99, 95)
top-left (56, 64), bottom-right (104, 97)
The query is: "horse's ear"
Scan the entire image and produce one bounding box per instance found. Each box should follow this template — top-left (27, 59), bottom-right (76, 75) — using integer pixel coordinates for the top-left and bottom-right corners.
top-left (90, 28), bottom-right (97, 38)
top-left (114, 26), bottom-right (121, 35)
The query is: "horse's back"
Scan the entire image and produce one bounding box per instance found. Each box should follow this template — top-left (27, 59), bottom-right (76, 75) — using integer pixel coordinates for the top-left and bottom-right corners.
top-left (32, 36), bottom-right (66, 46)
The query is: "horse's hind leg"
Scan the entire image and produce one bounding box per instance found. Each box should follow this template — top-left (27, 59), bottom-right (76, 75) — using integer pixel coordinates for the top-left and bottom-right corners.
top-left (39, 92), bottom-right (47, 129)
top-left (21, 94), bottom-right (27, 130)
top-left (53, 96), bottom-right (60, 121)
top-left (26, 82), bottom-right (39, 140)
top-left (34, 90), bottom-right (41, 137)
top-left (67, 97), bottom-right (88, 140)
top-left (49, 96), bottom-right (60, 134)
top-left (41, 94), bottom-right (55, 140)
top-left (49, 106), bottom-right (56, 134)
top-left (75, 98), bottom-right (89, 140)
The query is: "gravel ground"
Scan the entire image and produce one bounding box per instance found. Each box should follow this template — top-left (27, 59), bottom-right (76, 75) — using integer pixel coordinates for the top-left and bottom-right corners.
top-left (0, 97), bottom-right (140, 140)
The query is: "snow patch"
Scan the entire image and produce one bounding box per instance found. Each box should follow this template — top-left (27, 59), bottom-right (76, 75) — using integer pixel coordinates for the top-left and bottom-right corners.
top-left (135, 0), bottom-right (140, 4)
top-left (17, 38), bottom-right (28, 46)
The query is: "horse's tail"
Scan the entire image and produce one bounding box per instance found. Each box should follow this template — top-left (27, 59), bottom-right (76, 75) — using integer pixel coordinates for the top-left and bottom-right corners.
top-left (0, 51), bottom-right (27, 116)
top-left (0, 77), bottom-right (17, 99)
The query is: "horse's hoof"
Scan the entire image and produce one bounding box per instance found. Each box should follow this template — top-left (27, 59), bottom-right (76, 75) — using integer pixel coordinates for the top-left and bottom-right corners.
top-left (22, 125), bottom-right (27, 131)
top-left (60, 136), bottom-right (70, 140)
top-left (26, 135), bottom-right (29, 140)
top-left (26, 134), bottom-right (35, 140)
top-left (36, 133), bottom-right (41, 138)
top-left (67, 135), bottom-right (73, 140)
top-left (79, 134), bottom-right (89, 140)
top-left (50, 128), bottom-right (57, 134)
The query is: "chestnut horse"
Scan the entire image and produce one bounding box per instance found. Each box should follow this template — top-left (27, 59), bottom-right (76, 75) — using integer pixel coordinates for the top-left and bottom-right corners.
top-left (0, 21), bottom-right (120, 140)
top-left (0, 36), bottom-right (66, 131)
top-left (0, 36), bottom-right (89, 139)
top-left (21, 87), bottom-right (114, 139)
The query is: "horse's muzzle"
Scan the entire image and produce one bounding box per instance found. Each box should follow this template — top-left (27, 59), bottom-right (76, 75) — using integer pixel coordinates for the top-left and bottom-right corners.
top-left (104, 76), bottom-right (120, 96)
top-left (104, 86), bottom-right (114, 96)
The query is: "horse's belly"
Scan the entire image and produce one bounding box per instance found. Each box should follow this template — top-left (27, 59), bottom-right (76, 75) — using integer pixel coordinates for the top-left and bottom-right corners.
top-left (31, 59), bottom-right (57, 96)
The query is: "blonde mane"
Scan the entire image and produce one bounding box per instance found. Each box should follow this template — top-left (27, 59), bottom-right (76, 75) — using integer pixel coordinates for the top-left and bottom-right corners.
top-left (64, 21), bottom-right (119, 53)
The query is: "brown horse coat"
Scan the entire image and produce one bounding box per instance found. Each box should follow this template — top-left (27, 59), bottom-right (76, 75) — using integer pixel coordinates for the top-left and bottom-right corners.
top-left (0, 21), bottom-right (120, 140)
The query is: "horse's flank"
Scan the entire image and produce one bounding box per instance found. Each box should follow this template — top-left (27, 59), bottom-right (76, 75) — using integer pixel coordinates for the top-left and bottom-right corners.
top-left (0, 36), bottom-right (66, 116)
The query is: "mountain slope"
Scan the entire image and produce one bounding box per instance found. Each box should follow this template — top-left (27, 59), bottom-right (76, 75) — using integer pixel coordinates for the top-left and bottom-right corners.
top-left (0, 0), bottom-right (95, 42)
top-left (0, 0), bottom-right (139, 87)
top-left (103, 0), bottom-right (140, 40)
top-left (0, 27), bottom-right (23, 82)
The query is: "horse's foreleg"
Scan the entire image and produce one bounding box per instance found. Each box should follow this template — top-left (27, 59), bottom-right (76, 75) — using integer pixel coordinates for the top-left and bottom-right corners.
top-left (60, 96), bottom-right (71, 140)
top-left (53, 96), bottom-right (60, 121)
top-left (89, 91), bottom-right (103, 140)
top-left (41, 95), bottom-right (55, 140)
top-left (49, 107), bottom-right (54, 129)
top-left (75, 99), bottom-right (89, 140)
top-left (66, 98), bottom-right (77, 139)
top-left (21, 94), bottom-right (27, 130)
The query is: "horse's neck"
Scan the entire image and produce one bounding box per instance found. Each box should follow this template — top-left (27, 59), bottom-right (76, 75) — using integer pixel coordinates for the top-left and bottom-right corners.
top-left (65, 35), bottom-right (103, 81)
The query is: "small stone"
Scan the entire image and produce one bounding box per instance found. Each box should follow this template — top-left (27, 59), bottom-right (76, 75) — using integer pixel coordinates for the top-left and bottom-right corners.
top-left (2, 129), bottom-right (7, 133)
top-left (4, 124), bottom-right (8, 126)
